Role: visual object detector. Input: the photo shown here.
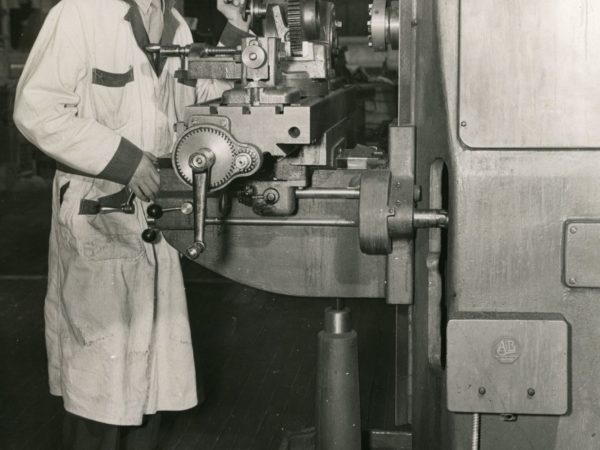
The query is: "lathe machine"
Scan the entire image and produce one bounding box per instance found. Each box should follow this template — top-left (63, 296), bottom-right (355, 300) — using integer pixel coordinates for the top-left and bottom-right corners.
top-left (140, 0), bottom-right (597, 448)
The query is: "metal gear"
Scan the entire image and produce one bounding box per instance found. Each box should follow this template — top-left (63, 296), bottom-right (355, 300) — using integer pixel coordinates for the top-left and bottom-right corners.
top-left (286, 0), bottom-right (320, 57)
top-left (172, 125), bottom-right (261, 190)
top-left (367, 0), bottom-right (399, 51)
top-left (287, 0), bottom-right (304, 56)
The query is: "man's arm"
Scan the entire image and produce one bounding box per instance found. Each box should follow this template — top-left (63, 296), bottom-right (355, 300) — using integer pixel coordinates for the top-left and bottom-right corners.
top-left (13, 0), bottom-right (158, 200)
top-left (217, 0), bottom-right (252, 46)
top-left (193, 0), bottom-right (253, 103)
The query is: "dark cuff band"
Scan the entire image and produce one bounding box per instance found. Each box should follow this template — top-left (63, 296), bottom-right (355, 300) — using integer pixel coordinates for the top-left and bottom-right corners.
top-left (219, 22), bottom-right (252, 47)
top-left (97, 137), bottom-right (143, 185)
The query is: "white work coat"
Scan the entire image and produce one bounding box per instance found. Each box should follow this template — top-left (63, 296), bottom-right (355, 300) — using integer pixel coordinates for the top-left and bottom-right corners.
top-left (13, 0), bottom-right (231, 425)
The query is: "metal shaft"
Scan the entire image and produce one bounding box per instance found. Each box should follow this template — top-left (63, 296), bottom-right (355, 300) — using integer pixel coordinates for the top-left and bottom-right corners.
top-left (316, 307), bottom-right (361, 450)
top-left (204, 218), bottom-right (358, 227)
top-left (203, 47), bottom-right (240, 55)
top-left (413, 209), bottom-right (449, 228)
top-left (295, 188), bottom-right (360, 199)
top-left (472, 413), bottom-right (480, 450)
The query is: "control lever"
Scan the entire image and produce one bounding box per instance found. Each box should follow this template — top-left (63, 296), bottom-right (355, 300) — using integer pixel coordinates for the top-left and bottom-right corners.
top-left (79, 188), bottom-right (136, 215)
top-left (186, 149), bottom-right (216, 259)
top-left (147, 202), bottom-right (194, 219)
top-left (99, 190), bottom-right (136, 214)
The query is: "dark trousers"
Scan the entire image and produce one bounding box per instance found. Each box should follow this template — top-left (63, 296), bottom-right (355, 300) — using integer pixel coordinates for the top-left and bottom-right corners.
top-left (62, 411), bottom-right (161, 450)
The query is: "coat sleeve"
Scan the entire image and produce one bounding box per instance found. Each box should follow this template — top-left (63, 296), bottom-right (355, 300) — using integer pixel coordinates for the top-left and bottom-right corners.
top-left (13, 1), bottom-right (142, 185)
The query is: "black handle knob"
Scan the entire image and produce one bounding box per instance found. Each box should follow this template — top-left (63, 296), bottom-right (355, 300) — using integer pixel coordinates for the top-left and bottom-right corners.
top-left (147, 204), bottom-right (163, 219)
top-left (141, 228), bottom-right (158, 243)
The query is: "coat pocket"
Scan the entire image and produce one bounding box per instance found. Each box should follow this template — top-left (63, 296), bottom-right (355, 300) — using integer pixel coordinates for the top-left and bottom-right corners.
top-left (79, 232), bottom-right (143, 261)
top-left (90, 66), bottom-right (135, 130)
top-left (92, 67), bottom-right (134, 87)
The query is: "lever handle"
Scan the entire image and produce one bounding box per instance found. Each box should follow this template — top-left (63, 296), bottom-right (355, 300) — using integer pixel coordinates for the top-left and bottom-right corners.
top-left (186, 150), bottom-right (216, 259)
top-left (147, 202), bottom-right (194, 219)
top-left (98, 190), bottom-right (136, 214)
top-left (141, 228), bottom-right (158, 243)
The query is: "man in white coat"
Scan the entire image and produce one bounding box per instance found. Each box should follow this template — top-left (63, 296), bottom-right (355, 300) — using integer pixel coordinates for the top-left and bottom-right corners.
top-left (13, 0), bottom-right (250, 448)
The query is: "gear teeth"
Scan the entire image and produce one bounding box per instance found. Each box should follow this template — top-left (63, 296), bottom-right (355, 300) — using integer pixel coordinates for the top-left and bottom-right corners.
top-left (174, 126), bottom-right (236, 187)
top-left (173, 126), bottom-right (261, 189)
top-left (287, 0), bottom-right (304, 56)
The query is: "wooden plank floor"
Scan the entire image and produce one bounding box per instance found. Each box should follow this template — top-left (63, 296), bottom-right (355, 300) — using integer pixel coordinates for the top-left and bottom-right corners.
top-left (0, 190), bottom-right (396, 449)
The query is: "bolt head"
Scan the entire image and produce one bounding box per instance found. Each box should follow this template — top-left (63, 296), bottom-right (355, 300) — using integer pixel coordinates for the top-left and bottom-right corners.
top-left (189, 153), bottom-right (207, 170)
top-left (569, 226), bottom-right (577, 234)
top-left (568, 277), bottom-right (577, 286)
top-left (234, 154), bottom-right (252, 170)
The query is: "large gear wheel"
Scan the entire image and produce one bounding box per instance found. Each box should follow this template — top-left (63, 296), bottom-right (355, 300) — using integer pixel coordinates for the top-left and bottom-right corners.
top-left (173, 125), bottom-right (262, 190)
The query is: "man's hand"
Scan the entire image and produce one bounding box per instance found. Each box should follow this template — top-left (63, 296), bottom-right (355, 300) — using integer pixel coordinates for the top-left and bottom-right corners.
top-left (128, 152), bottom-right (159, 202)
top-left (217, 0), bottom-right (251, 32)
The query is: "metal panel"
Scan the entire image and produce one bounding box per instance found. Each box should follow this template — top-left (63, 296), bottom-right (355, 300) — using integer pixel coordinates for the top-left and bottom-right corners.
top-left (564, 220), bottom-right (600, 288)
top-left (459, 0), bottom-right (600, 148)
top-left (447, 314), bottom-right (568, 414)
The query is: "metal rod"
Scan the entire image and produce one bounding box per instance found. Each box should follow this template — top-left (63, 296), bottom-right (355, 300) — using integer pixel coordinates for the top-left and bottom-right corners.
top-left (204, 218), bottom-right (357, 227)
top-left (295, 188), bottom-right (360, 199)
top-left (413, 209), bottom-right (449, 228)
top-left (203, 47), bottom-right (241, 55)
top-left (472, 413), bottom-right (480, 450)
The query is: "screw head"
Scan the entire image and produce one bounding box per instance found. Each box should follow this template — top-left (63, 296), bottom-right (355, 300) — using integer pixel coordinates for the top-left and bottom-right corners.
top-left (568, 277), bottom-right (577, 286)
top-left (569, 226), bottom-right (577, 234)
top-left (527, 388), bottom-right (536, 397)
top-left (478, 387), bottom-right (486, 395)
top-left (460, 121), bottom-right (467, 127)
